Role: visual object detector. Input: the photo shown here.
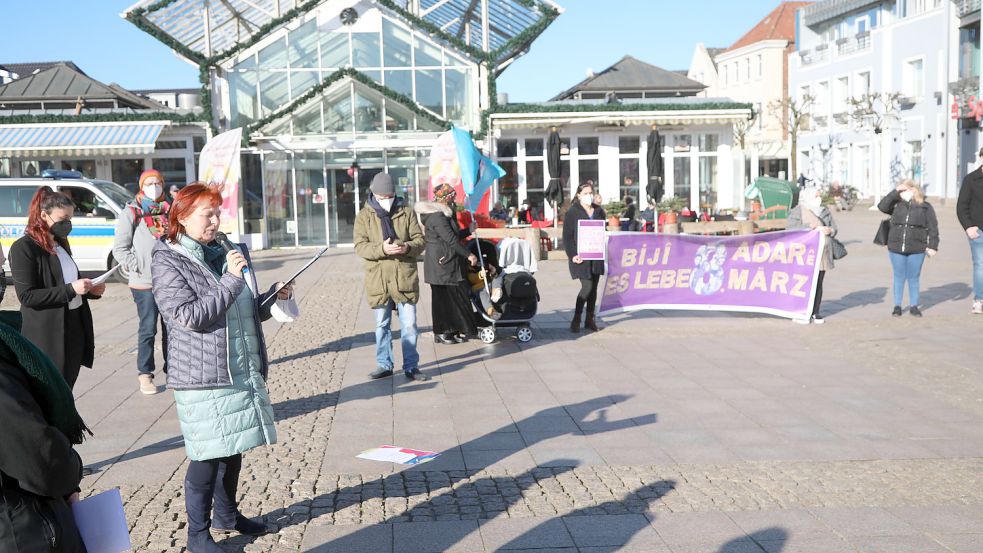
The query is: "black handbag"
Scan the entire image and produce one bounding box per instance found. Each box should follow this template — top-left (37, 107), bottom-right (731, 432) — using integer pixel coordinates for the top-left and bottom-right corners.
top-left (830, 237), bottom-right (848, 260)
top-left (0, 478), bottom-right (85, 553)
top-left (873, 219), bottom-right (891, 246)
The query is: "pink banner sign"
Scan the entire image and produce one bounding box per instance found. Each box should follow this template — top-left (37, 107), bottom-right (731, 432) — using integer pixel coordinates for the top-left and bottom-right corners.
top-left (599, 230), bottom-right (825, 320)
top-left (197, 128), bottom-right (242, 236)
top-left (577, 219), bottom-right (606, 260)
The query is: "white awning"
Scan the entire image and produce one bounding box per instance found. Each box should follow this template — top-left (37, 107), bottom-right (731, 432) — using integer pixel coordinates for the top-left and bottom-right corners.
top-left (0, 121), bottom-right (169, 158)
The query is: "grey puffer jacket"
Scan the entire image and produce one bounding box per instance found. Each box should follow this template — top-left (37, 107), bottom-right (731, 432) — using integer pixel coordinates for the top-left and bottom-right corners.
top-left (151, 238), bottom-right (275, 389)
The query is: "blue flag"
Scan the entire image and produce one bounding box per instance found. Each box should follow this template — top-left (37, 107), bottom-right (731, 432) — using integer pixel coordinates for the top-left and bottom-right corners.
top-left (451, 127), bottom-right (506, 213)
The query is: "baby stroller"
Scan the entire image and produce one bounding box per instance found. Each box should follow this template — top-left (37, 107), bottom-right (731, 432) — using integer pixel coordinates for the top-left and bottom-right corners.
top-left (467, 237), bottom-right (539, 344)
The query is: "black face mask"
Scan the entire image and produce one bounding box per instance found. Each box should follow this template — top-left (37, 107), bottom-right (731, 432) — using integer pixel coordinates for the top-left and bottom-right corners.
top-left (49, 220), bottom-right (72, 239)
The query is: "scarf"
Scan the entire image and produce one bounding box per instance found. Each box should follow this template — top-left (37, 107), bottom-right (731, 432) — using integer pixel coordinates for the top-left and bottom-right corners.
top-left (0, 312), bottom-right (90, 444)
top-left (178, 234), bottom-right (226, 276)
top-left (366, 195), bottom-right (403, 243)
top-left (134, 193), bottom-right (170, 239)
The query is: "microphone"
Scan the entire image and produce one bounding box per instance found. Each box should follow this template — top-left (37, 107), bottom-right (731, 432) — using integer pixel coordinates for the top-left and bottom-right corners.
top-left (215, 231), bottom-right (250, 278)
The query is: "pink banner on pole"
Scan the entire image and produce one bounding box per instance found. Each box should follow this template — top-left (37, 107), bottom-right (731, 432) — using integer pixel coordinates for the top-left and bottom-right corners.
top-left (599, 230), bottom-right (825, 320)
top-left (198, 128), bottom-right (242, 236)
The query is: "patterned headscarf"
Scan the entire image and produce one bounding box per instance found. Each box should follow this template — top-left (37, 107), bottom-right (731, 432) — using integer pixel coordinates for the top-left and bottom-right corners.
top-left (433, 183), bottom-right (457, 204)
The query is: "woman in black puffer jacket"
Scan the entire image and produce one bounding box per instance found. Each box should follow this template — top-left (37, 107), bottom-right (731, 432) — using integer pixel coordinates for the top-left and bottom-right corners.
top-left (877, 179), bottom-right (939, 317)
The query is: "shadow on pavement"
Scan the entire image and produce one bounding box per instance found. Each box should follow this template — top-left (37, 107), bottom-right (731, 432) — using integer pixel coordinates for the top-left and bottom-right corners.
top-left (822, 286), bottom-right (887, 316)
top-left (719, 528), bottom-right (789, 552)
top-left (919, 281), bottom-right (972, 310)
top-left (241, 395), bottom-right (656, 549)
top-left (85, 435), bottom-right (185, 473)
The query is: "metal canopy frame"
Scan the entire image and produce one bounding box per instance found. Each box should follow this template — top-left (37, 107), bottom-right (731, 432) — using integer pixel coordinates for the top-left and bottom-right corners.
top-left (124, 0), bottom-right (560, 65)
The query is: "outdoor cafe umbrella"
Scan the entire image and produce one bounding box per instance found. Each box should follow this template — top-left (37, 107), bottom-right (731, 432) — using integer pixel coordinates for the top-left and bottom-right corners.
top-left (545, 127), bottom-right (563, 228)
top-left (646, 127), bottom-right (664, 202)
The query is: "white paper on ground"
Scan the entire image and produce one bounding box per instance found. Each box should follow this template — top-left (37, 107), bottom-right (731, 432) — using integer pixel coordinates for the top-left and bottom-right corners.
top-left (356, 445), bottom-right (440, 465)
top-left (71, 488), bottom-right (132, 553)
top-left (91, 265), bottom-right (119, 285)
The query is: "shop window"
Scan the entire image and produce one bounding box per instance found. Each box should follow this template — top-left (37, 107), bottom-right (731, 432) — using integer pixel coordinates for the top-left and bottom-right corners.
top-left (524, 160), bottom-right (545, 220)
top-left (619, 136), bottom-right (640, 154)
top-left (0, 158), bottom-right (9, 178)
top-left (445, 68), bottom-right (470, 126)
top-left (497, 139), bottom-right (518, 158)
top-left (698, 134), bottom-right (719, 151)
top-left (383, 19), bottom-right (412, 67)
top-left (230, 71), bottom-right (258, 127)
top-left (154, 158), bottom-right (188, 189)
top-left (415, 69), bottom-right (443, 116)
top-left (258, 37), bottom-right (288, 70)
top-left (698, 157), bottom-right (717, 209)
top-left (291, 71), bottom-right (318, 101)
top-left (60, 160), bottom-right (96, 178)
top-left (259, 71), bottom-right (290, 116)
top-left (112, 159), bottom-right (145, 193)
top-left (291, 99), bottom-right (323, 135)
top-left (525, 139), bottom-right (544, 157)
top-left (619, 159), bottom-right (639, 202)
top-left (288, 20), bottom-right (319, 69)
top-left (0, 186), bottom-right (39, 217)
top-left (384, 70), bottom-right (413, 98)
top-left (352, 32), bottom-right (382, 68)
top-left (20, 160), bottom-right (54, 178)
top-left (578, 159), bottom-right (598, 188)
top-left (320, 31), bottom-right (350, 69)
top-left (384, 99), bottom-right (413, 132)
top-left (354, 91), bottom-right (384, 132)
top-left (241, 153), bottom-right (264, 234)
top-left (673, 157), bottom-right (692, 208)
top-left (414, 36), bottom-right (441, 67)
top-left (578, 137), bottom-right (599, 156)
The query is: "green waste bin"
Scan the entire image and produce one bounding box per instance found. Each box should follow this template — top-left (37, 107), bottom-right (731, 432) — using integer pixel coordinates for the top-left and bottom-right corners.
top-left (744, 177), bottom-right (798, 220)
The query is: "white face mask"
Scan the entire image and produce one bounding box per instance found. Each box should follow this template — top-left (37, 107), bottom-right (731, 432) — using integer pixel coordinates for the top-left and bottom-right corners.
top-left (377, 197), bottom-right (394, 211)
top-left (579, 194), bottom-right (593, 206)
top-left (143, 185), bottom-right (162, 200)
top-left (900, 190), bottom-right (914, 202)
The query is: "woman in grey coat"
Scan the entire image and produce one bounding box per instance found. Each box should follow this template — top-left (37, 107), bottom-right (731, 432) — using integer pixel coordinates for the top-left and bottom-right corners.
top-left (151, 183), bottom-right (292, 553)
top-left (112, 169), bottom-right (170, 395)
top-left (787, 186), bottom-right (838, 324)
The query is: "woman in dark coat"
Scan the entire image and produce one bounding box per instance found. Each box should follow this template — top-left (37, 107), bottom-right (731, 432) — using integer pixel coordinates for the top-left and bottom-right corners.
top-left (415, 183), bottom-right (478, 344)
top-left (0, 315), bottom-right (89, 552)
top-left (10, 187), bottom-right (103, 389)
top-left (563, 182), bottom-right (606, 333)
top-left (878, 179), bottom-right (940, 317)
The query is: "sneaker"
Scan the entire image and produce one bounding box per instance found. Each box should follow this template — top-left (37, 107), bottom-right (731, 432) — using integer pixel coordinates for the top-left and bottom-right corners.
top-left (812, 316), bottom-right (825, 325)
top-left (909, 305), bottom-right (922, 317)
top-left (892, 306), bottom-right (903, 317)
top-left (793, 317), bottom-right (811, 325)
top-left (404, 369), bottom-right (431, 381)
top-left (973, 300), bottom-right (983, 314)
top-left (139, 374), bottom-right (158, 395)
top-left (368, 367), bottom-right (394, 380)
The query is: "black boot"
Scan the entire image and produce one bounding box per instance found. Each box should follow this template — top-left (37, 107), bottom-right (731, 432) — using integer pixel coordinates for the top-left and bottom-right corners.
top-left (571, 298), bottom-right (585, 333)
top-left (584, 313), bottom-right (603, 332)
top-left (185, 481), bottom-right (223, 553)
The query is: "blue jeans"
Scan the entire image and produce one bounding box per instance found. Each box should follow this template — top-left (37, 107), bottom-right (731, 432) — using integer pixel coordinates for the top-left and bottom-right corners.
top-left (888, 251), bottom-right (926, 307)
top-left (131, 288), bottom-right (167, 375)
top-left (373, 301), bottom-right (419, 373)
top-left (971, 235), bottom-right (983, 301)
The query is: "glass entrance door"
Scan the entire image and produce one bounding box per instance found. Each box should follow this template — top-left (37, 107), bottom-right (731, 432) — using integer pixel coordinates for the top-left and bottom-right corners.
top-left (295, 152), bottom-right (327, 246)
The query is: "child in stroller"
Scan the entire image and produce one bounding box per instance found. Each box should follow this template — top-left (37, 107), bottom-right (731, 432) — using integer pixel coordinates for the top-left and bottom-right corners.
top-left (467, 237), bottom-right (538, 343)
top-left (467, 263), bottom-right (503, 319)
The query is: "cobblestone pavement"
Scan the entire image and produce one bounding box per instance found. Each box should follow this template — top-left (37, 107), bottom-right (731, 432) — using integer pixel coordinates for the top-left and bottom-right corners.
top-left (32, 203), bottom-right (982, 552)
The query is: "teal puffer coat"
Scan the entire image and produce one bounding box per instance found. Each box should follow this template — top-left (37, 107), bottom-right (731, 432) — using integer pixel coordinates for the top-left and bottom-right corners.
top-left (153, 236), bottom-right (277, 461)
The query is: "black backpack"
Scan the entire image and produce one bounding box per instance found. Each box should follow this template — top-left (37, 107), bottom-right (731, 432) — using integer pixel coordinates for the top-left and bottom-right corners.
top-left (504, 273), bottom-right (537, 300)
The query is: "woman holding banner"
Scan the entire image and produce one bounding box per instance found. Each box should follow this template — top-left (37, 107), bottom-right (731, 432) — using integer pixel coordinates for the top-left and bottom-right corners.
top-left (787, 186), bottom-right (838, 325)
top-left (564, 182), bottom-right (607, 333)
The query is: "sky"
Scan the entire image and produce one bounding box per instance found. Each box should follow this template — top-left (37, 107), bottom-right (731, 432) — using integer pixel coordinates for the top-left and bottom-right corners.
top-left (1, 0), bottom-right (784, 100)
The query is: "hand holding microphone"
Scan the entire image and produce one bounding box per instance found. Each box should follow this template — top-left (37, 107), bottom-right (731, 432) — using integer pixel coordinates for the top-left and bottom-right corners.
top-left (216, 232), bottom-right (249, 279)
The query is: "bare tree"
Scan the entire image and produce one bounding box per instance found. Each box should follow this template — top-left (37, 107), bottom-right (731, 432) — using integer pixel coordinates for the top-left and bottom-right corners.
top-left (846, 91), bottom-right (902, 133)
top-left (733, 109), bottom-right (758, 150)
top-left (769, 94), bottom-right (815, 180)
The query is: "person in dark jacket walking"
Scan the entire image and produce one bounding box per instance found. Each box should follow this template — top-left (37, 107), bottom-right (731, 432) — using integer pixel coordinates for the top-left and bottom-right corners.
top-left (113, 169), bottom-right (171, 395)
top-left (415, 183), bottom-right (478, 344)
top-left (9, 187), bottom-right (104, 389)
top-left (152, 184), bottom-right (294, 553)
top-left (878, 179), bottom-right (939, 317)
top-left (957, 147), bottom-right (983, 314)
top-left (787, 187), bottom-right (838, 324)
top-left (0, 317), bottom-right (89, 553)
top-left (563, 182), bottom-right (607, 332)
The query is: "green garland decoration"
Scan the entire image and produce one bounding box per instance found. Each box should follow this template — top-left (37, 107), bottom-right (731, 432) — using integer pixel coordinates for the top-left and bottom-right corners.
top-left (242, 67), bottom-right (452, 143)
top-left (0, 112), bottom-right (205, 125)
top-left (492, 101), bottom-right (754, 114)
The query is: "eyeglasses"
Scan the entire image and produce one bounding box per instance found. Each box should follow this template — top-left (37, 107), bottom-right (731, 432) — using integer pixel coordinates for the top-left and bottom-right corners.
top-left (143, 180), bottom-right (163, 186)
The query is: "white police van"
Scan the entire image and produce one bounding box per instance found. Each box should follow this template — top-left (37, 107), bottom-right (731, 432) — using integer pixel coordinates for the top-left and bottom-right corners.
top-left (0, 170), bottom-right (131, 280)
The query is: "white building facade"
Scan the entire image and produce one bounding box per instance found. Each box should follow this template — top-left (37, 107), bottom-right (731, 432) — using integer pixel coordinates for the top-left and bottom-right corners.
top-left (791, 0), bottom-right (960, 200)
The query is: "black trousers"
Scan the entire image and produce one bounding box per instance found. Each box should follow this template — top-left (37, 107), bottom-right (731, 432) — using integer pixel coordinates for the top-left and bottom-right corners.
top-left (63, 308), bottom-right (85, 389)
top-left (184, 454), bottom-right (242, 534)
top-left (575, 274), bottom-right (601, 319)
top-left (431, 283), bottom-right (477, 336)
top-left (813, 270), bottom-right (826, 318)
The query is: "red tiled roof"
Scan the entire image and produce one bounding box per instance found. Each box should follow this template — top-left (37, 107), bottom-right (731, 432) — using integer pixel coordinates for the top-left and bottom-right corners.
top-left (727, 2), bottom-right (812, 52)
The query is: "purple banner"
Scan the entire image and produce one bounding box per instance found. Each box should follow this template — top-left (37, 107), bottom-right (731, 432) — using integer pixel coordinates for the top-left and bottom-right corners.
top-left (599, 230), bottom-right (825, 319)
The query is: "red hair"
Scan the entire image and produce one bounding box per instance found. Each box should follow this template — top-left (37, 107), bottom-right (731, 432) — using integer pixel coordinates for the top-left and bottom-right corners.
top-left (26, 186), bottom-right (75, 255)
top-left (166, 182), bottom-right (223, 242)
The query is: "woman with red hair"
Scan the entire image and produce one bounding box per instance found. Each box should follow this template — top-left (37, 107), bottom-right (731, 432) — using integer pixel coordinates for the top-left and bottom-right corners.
top-left (151, 183), bottom-right (292, 552)
top-left (9, 186), bottom-right (104, 389)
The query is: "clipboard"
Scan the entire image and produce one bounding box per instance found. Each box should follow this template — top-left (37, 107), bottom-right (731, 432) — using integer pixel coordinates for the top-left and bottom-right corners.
top-left (261, 247), bottom-right (328, 307)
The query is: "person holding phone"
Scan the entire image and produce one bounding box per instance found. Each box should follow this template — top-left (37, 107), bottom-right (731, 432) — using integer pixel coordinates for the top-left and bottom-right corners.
top-left (9, 186), bottom-right (104, 389)
top-left (354, 173), bottom-right (428, 381)
top-left (151, 183), bottom-right (293, 552)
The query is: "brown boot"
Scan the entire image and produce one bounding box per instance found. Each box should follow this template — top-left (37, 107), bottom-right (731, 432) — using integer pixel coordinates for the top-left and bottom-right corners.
top-left (570, 315), bottom-right (581, 333)
top-left (584, 314), bottom-right (602, 332)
